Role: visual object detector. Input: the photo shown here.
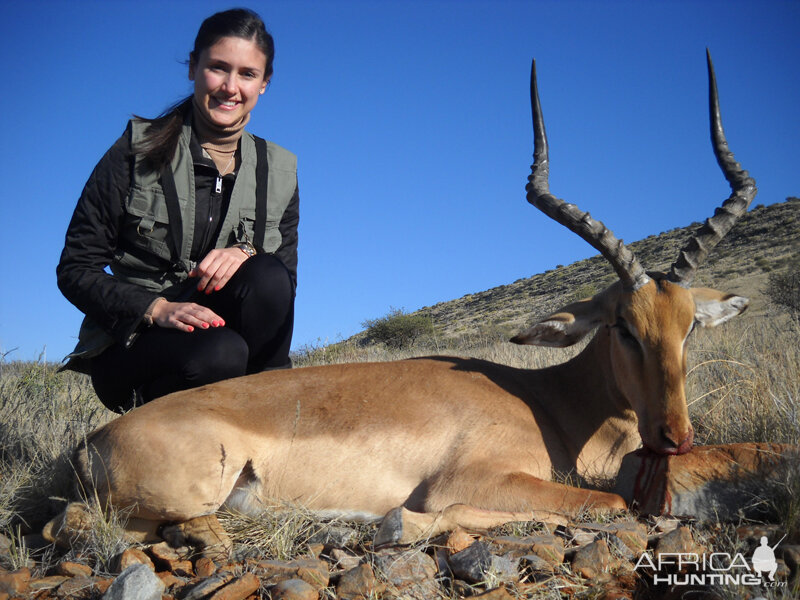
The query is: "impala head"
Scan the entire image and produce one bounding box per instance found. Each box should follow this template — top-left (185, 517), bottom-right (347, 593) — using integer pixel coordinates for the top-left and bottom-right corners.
top-left (512, 52), bottom-right (756, 455)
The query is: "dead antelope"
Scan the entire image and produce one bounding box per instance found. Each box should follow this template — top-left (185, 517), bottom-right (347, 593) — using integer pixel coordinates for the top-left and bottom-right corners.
top-left (45, 52), bottom-right (755, 557)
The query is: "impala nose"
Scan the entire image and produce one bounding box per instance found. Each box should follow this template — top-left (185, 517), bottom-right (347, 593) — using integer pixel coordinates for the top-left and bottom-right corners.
top-left (656, 425), bottom-right (694, 455)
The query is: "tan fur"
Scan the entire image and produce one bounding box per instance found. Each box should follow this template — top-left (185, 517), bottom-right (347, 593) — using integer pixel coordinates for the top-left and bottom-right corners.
top-left (44, 276), bottom-right (747, 552)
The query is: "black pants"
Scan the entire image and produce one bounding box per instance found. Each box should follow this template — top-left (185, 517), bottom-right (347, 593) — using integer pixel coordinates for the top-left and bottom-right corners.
top-left (91, 254), bottom-right (294, 413)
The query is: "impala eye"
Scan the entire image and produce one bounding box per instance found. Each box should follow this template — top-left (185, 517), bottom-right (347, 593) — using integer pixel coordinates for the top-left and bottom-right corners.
top-left (613, 319), bottom-right (638, 346)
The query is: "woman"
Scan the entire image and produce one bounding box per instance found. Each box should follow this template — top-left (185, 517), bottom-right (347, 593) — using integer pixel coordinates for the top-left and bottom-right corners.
top-left (57, 8), bottom-right (298, 413)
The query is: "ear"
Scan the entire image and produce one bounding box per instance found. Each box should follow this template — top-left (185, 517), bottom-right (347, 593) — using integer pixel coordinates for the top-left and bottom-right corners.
top-left (511, 287), bottom-right (617, 348)
top-left (692, 288), bottom-right (749, 328)
top-left (188, 56), bottom-right (196, 81)
top-left (260, 76), bottom-right (270, 95)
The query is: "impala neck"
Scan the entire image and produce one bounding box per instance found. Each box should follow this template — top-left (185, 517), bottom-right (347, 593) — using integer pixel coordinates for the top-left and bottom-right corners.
top-left (530, 329), bottom-right (640, 480)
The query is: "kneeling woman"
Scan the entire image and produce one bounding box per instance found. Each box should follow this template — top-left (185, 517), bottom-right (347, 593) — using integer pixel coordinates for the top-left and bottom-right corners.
top-left (57, 9), bottom-right (298, 413)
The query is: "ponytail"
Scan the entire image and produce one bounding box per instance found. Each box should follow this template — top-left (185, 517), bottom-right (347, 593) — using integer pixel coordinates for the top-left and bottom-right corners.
top-left (133, 96), bottom-right (193, 171)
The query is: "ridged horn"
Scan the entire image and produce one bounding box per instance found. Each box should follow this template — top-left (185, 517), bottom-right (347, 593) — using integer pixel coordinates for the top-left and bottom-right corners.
top-left (526, 60), bottom-right (650, 291)
top-left (667, 50), bottom-right (757, 286)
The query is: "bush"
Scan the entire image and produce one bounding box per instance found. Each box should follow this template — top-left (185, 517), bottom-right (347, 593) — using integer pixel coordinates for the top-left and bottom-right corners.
top-left (361, 308), bottom-right (435, 349)
top-left (766, 268), bottom-right (800, 316)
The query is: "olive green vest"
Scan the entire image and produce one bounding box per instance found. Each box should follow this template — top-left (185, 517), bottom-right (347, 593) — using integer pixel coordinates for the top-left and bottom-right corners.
top-left (65, 120), bottom-right (297, 366)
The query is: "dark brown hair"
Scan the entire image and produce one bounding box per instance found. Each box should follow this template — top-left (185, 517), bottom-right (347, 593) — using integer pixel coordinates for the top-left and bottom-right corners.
top-left (135, 8), bottom-right (274, 170)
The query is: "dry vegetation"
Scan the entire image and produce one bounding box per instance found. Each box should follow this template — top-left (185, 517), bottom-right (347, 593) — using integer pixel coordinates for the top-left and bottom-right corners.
top-left (0, 198), bottom-right (797, 597)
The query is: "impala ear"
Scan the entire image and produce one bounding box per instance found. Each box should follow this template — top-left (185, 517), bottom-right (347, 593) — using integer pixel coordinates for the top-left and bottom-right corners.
top-left (692, 288), bottom-right (749, 328)
top-left (511, 288), bottom-right (616, 348)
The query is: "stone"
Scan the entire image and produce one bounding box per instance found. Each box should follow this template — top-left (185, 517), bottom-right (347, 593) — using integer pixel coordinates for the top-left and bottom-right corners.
top-left (329, 548), bottom-right (361, 571)
top-left (253, 558), bottom-right (329, 590)
top-left (336, 563), bottom-right (384, 600)
top-left (776, 545), bottom-right (800, 582)
top-left (608, 522), bottom-right (648, 556)
top-left (270, 578), bottom-right (318, 600)
top-left (195, 556), bottom-right (217, 578)
top-left (488, 554), bottom-right (518, 584)
top-left (180, 572), bottom-right (235, 600)
top-left (56, 575), bottom-right (98, 598)
top-left (155, 571), bottom-right (185, 591)
top-left (448, 540), bottom-right (492, 583)
top-left (518, 554), bottom-right (554, 583)
top-left (446, 527), bottom-right (477, 554)
top-left (655, 526), bottom-right (704, 561)
top-left (207, 572), bottom-right (260, 600)
top-left (473, 586), bottom-right (515, 599)
top-left (614, 442), bottom-right (799, 521)
top-left (29, 575), bottom-right (69, 591)
top-left (307, 524), bottom-right (359, 548)
top-left (114, 548), bottom-right (155, 573)
top-left (57, 561), bottom-right (93, 577)
top-left (373, 548), bottom-right (439, 600)
top-left (488, 534), bottom-right (564, 566)
top-left (102, 563), bottom-right (164, 600)
top-left (147, 541), bottom-right (194, 576)
top-left (571, 539), bottom-right (611, 579)
top-left (0, 567), bottom-right (30, 596)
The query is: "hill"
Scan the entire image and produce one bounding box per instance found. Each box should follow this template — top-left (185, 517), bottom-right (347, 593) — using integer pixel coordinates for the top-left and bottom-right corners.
top-left (396, 197), bottom-right (799, 343)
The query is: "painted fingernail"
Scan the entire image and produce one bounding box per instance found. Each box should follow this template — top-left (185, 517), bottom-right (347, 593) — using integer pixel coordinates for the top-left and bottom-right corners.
top-left (197, 284), bottom-right (204, 291)
top-left (187, 326), bottom-right (194, 332)
top-left (215, 285), bottom-right (221, 291)
top-left (202, 323), bottom-right (210, 329)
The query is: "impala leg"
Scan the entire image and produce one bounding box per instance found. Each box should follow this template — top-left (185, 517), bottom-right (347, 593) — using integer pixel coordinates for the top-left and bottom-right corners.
top-left (375, 471), bottom-right (627, 546)
top-left (160, 514), bottom-right (233, 562)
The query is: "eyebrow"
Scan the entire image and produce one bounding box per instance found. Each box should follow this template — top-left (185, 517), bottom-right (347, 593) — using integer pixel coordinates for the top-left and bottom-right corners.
top-left (206, 58), bottom-right (263, 74)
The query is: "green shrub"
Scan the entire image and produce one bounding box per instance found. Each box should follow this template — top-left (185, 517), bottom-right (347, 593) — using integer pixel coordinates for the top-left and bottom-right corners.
top-left (361, 308), bottom-right (435, 349)
top-left (766, 268), bottom-right (800, 316)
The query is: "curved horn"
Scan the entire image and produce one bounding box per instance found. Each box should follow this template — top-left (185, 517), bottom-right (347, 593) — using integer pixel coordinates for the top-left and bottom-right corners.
top-left (668, 50), bottom-right (757, 286)
top-left (526, 60), bottom-right (650, 291)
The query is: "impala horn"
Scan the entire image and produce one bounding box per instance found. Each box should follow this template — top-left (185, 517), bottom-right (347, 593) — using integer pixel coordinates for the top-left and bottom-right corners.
top-left (667, 50), bottom-right (757, 287)
top-left (526, 59), bottom-right (650, 291)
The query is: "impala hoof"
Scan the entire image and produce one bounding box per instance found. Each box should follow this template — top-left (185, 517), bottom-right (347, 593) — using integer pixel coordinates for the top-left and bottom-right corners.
top-left (374, 507), bottom-right (405, 548)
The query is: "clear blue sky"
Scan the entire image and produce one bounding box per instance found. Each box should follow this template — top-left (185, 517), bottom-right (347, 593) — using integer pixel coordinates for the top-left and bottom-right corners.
top-left (1, 0), bottom-right (798, 362)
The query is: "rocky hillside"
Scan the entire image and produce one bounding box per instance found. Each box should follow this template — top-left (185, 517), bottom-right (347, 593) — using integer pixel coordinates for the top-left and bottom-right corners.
top-left (413, 197), bottom-right (799, 341)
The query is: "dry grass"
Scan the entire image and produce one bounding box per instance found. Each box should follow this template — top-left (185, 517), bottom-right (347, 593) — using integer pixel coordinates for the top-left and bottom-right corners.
top-left (0, 304), bottom-right (798, 595)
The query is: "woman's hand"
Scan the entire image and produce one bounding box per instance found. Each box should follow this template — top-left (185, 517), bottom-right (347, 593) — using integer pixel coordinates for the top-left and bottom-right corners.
top-left (151, 300), bottom-right (225, 333)
top-left (189, 247), bottom-right (248, 294)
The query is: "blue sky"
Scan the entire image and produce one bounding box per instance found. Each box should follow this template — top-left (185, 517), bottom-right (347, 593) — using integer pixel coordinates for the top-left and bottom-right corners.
top-left (1, 0), bottom-right (798, 362)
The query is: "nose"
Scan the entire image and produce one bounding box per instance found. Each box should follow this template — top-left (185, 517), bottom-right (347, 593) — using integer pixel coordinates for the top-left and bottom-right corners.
top-left (222, 73), bottom-right (238, 94)
top-left (655, 425), bottom-right (694, 455)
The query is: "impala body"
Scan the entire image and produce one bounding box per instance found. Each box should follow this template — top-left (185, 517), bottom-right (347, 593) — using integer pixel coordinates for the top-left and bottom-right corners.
top-left (45, 52), bottom-right (755, 554)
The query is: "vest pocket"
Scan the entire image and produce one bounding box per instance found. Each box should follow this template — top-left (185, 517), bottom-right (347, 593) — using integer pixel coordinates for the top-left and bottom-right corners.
top-left (124, 186), bottom-right (173, 258)
top-left (238, 207), bottom-right (282, 252)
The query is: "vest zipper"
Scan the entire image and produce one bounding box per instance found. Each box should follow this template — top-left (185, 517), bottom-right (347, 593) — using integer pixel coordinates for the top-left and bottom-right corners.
top-left (215, 176), bottom-right (223, 194)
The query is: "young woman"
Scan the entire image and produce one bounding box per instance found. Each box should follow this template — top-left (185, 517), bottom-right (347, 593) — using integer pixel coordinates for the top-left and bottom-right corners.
top-left (57, 8), bottom-right (298, 413)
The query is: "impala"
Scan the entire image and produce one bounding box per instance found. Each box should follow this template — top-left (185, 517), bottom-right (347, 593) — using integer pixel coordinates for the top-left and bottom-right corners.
top-left (45, 52), bottom-right (755, 557)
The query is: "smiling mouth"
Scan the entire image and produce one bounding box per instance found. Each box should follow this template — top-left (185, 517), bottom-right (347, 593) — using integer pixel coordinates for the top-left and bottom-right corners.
top-left (213, 97), bottom-right (240, 109)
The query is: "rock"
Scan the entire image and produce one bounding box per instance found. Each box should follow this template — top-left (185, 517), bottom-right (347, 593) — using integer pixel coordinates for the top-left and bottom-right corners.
top-left (488, 554), bottom-right (518, 584)
top-left (0, 567), bottom-right (30, 596)
top-left (608, 522), bottom-right (648, 556)
top-left (373, 548), bottom-right (439, 600)
top-left (614, 442), bottom-right (799, 521)
top-left (777, 545), bottom-right (800, 582)
top-left (147, 542), bottom-right (194, 576)
top-left (114, 548), bottom-right (155, 573)
top-left (307, 524), bottom-right (359, 548)
top-left (446, 527), bottom-right (477, 554)
top-left (448, 540), bottom-right (492, 583)
top-left (474, 586), bottom-right (515, 599)
top-left (180, 572), bottom-right (235, 600)
top-left (102, 564), bottom-right (164, 600)
top-left (571, 539), bottom-right (611, 579)
top-left (253, 558), bottom-right (329, 590)
top-left (56, 575), bottom-right (98, 598)
top-left (195, 556), bottom-right (217, 578)
top-left (518, 554), bottom-right (554, 583)
top-left (155, 570), bottom-right (185, 591)
top-left (271, 578), bottom-right (318, 600)
top-left (329, 548), bottom-right (361, 571)
top-left (655, 526), bottom-right (704, 561)
top-left (29, 575), bottom-right (69, 591)
top-left (336, 563), bottom-right (384, 600)
top-left (488, 534), bottom-right (564, 566)
top-left (57, 561), bottom-right (93, 577)
top-left (207, 572), bottom-right (260, 600)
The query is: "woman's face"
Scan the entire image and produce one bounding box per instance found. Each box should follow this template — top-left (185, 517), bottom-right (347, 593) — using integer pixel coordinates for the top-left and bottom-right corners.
top-left (189, 36), bottom-right (269, 128)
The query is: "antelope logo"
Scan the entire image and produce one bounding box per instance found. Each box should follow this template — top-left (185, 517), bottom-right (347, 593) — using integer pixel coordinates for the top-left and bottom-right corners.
top-left (45, 52), bottom-right (755, 559)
